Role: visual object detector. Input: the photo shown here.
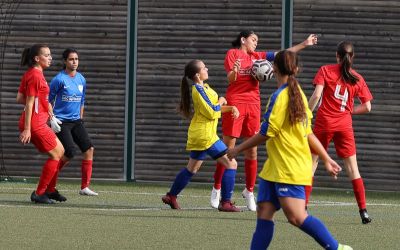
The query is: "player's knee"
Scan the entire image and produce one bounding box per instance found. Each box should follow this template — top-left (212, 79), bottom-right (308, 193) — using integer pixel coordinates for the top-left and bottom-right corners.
top-left (286, 216), bottom-right (303, 227)
top-left (83, 146), bottom-right (94, 158)
top-left (64, 148), bottom-right (76, 159)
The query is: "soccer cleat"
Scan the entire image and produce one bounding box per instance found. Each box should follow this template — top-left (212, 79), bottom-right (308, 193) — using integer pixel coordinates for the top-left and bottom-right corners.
top-left (338, 243), bottom-right (353, 250)
top-left (242, 188), bottom-right (257, 211)
top-left (79, 187), bottom-right (98, 196)
top-left (46, 189), bottom-right (67, 202)
top-left (218, 200), bottom-right (241, 212)
top-left (30, 191), bottom-right (55, 204)
top-left (359, 209), bottom-right (372, 224)
top-left (161, 193), bottom-right (181, 209)
top-left (210, 187), bottom-right (221, 209)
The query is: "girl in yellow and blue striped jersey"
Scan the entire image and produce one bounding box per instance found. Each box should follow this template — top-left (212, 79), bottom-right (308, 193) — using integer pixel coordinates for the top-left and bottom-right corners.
top-left (227, 51), bottom-right (352, 250)
top-left (162, 59), bottom-right (241, 212)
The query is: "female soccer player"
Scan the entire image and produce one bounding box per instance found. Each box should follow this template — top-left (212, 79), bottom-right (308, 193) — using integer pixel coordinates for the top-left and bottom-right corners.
top-left (211, 30), bottom-right (318, 211)
top-left (162, 59), bottom-right (241, 212)
top-left (227, 50), bottom-right (352, 250)
top-left (306, 41), bottom-right (373, 224)
top-left (17, 44), bottom-right (65, 204)
top-left (48, 48), bottom-right (98, 196)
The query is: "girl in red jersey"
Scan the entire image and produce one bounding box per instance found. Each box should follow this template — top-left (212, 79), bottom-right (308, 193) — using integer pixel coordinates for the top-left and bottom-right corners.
top-left (307, 41), bottom-right (373, 224)
top-left (17, 44), bottom-right (65, 204)
top-left (211, 31), bottom-right (318, 211)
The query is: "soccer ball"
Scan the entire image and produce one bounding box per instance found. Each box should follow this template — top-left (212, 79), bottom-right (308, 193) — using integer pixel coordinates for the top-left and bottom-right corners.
top-left (251, 60), bottom-right (274, 82)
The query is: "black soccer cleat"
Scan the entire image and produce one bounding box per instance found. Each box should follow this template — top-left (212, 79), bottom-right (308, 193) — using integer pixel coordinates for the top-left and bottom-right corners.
top-left (30, 191), bottom-right (55, 204)
top-left (46, 189), bottom-right (67, 202)
top-left (359, 209), bottom-right (372, 224)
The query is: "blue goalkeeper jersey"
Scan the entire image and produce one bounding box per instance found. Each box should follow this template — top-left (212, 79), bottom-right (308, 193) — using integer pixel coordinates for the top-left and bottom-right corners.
top-left (49, 70), bottom-right (86, 122)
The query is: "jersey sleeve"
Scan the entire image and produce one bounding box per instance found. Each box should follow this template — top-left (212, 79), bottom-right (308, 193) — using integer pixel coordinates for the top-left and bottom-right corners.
top-left (81, 75), bottom-right (86, 105)
top-left (224, 49), bottom-right (237, 73)
top-left (356, 76), bottom-right (373, 103)
top-left (18, 77), bottom-right (26, 94)
top-left (260, 92), bottom-right (285, 137)
top-left (25, 74), bottom-right (41, 97)
top-left (193, 85), bottom-right (221, 120)
top-left (255, 51), bottom-right (275, 61)
top-left (313, 67), bottom-right (326, 86)
top-left (49, 75), bottom-right (62, 103)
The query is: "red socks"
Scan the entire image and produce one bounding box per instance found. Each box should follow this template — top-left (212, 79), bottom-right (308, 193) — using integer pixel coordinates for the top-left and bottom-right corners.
top-left (305, 177), bottom-right (314, 206)
top-left (352, 178), bottom-right (367, 210)
top-left (213, 163), bottom-right (225, 190)
top-left (81, 160), bottom-right (93, 189)
top-left (46, 159), bottom-right (66, 193)
top-left (214, 159), bottom-right (258, 191)
top-left (244, 159), bottom-right (257, 192)
top-left (36, 159), bottom-right (59, 195)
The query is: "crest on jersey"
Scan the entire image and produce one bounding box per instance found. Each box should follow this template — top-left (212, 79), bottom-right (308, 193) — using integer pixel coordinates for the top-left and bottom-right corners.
top-left (78, 85), bottom-right (83, 93)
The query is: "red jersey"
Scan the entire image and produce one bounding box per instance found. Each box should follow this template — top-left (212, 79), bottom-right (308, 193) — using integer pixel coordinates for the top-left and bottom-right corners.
top-left (224, 49), bottom-right (275, 104)
top-left (18, 67), bottom-right (50, 132)
top-left (313, 64), bottom-right (373, 131)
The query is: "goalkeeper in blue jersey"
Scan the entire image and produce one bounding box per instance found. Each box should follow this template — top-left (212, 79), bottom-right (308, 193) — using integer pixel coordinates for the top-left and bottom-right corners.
top-left (48, 48), bottom-right (97, 196)
top-left (162, 59), bottom-right (241, 212)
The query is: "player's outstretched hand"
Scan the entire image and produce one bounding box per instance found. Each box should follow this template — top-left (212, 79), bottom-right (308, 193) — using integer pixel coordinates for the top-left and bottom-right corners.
top-left (50, 116), bottom-right (62, 133)
top-left (324, 158), bottom-right (342, 180)
top-left (304, 34), bottom-right (318, 46)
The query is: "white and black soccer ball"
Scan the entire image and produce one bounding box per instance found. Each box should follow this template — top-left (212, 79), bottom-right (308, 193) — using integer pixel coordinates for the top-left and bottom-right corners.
top-left (251, 60), bottom-right (274, 82)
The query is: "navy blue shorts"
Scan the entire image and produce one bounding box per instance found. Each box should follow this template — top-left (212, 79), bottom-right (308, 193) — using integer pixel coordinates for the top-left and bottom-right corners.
top-left (189, 139), bottom-right (227, 160)
top-left (257, 178), bottom-right (305, 210)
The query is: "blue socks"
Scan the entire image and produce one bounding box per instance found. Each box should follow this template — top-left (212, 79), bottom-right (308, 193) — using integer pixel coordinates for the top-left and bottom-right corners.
top-left (220, 169), bottom-right (236, 201)
top-left (300, 215), bottom-right (339, 250)
top-left (169, 168), bottom-right (194, 196)
top-left (250, 219), bottom-right (274, 250)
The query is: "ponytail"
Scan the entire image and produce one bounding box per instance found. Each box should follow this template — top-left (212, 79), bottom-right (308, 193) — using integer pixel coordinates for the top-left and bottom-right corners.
top-left (178, 60), bottom-right (201, 119)
top-left (274, 50), bottom-right (306, 124)
top-left (20, 48), bottom-right (31, 66)
top-left (179, 76), bottom-right (192, 119)
top-left (287, 75), bottom-right (306, 124)
top-left (337, 41), bottom-right (359, 85)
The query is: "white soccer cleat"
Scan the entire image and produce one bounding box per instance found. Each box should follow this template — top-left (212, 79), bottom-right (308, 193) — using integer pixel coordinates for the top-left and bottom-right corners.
top-left (210, 187), bottom-right (221, 208)
top-left (338, 244), bottom-right (353, 250)
top-left (242, 188), bottom-right (256, 211)
top-left (79, 187), bottom-right (98, 196)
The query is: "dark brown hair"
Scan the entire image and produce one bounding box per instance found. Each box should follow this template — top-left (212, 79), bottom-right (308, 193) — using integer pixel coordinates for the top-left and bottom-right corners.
top-left (231, 30), bottom-right (257, 48)
top-left (179, 59), bottom-right (201, 119)
top-left (274, 50), bottom-right (306, 124)
top-left (337, 41), bottom-right (359, 85)
top-left (20, 44), bottom-right (48, 67)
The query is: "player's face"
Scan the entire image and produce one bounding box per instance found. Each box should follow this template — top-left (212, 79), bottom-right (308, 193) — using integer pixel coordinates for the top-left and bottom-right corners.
top-left (35, 47), bottom-right (52, 69)
top-left (242, 34), bottom-right (258, 53)
top-left (65, 52), bottom-right (79, 71)
top-left (197, 61), bottom-right (208, 81)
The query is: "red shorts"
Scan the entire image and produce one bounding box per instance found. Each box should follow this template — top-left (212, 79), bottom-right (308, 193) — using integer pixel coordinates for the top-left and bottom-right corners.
top-left (312, 129), bottom-right (356, 158)
top-left (222, 103), bottom-right (260, 138)
top-left (24, 126), bottom-right (57, 153)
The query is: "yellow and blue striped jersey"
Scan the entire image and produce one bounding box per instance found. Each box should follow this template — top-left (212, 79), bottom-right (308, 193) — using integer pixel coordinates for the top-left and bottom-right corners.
top-left (258, 83), bottom-right (313, 186)
top-left (186, 83), bottom-right (221, 151)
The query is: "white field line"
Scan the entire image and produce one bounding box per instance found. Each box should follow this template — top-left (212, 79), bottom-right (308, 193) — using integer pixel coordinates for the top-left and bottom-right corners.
top-left (0, 186), bottom-right (399, 211)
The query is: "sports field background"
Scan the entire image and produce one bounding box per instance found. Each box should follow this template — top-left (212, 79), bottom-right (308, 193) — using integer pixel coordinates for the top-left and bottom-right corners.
top-left (0, 180), bottom-right (398, 249)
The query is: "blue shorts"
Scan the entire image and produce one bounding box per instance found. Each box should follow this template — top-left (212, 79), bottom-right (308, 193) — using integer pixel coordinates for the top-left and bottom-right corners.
top-left (189, 140), bottom-right (227, 160)
top-left (257, 178), bottom-right (305, 210)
